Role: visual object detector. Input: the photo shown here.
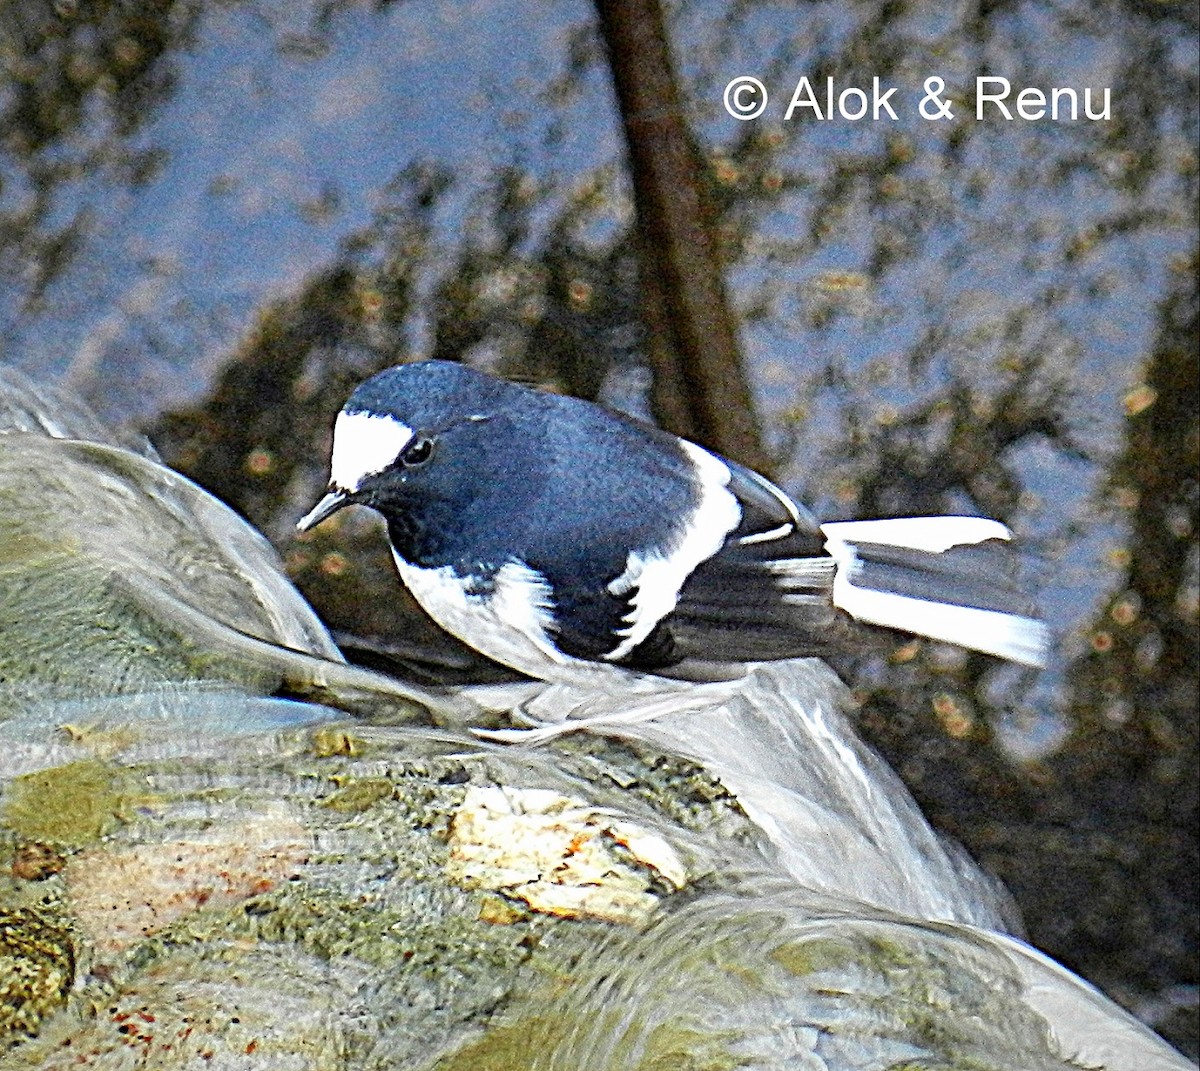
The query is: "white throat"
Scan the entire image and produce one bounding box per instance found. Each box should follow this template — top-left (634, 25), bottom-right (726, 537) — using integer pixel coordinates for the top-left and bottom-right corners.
top-left (329, 410), bottom-right (414, 491)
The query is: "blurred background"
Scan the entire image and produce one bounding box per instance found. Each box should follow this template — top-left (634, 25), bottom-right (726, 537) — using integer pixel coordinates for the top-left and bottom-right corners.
top-left (0, 0), bottom-right (1195, 1054)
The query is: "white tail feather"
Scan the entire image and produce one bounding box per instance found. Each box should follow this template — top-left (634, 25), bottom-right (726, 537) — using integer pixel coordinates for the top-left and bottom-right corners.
top-left (821, 517), bottom-right (1050, 668)
top-left (820, 516), bottom-right (1012, 553)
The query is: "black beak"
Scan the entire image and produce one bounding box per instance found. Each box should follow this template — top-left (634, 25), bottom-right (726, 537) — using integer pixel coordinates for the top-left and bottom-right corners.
top-left (297, 488), bottom-right (351, 532)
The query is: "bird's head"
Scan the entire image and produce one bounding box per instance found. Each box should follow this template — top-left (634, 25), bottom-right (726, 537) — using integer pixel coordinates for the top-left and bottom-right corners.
top-left (297, 361), bottom-right (528, 535)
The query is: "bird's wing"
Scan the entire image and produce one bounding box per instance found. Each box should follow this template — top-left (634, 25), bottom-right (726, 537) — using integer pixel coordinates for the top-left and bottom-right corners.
top-left (548, 442), bottom-right (1047, 673)
top-left (608, 451), bottom-right (1051, 671)
top-left (650, 461), bottom-right (843, 667)
top-left (537, 449), bottom-right (836, 670)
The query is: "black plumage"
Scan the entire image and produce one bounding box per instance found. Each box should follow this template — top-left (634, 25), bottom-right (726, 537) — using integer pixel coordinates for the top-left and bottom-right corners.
top-left (298, 361), bottom-right (1048, 678)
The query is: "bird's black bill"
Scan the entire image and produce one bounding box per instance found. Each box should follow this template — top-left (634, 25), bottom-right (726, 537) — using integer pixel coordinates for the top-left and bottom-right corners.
top-left (297, 489), bottom-right (351, 532)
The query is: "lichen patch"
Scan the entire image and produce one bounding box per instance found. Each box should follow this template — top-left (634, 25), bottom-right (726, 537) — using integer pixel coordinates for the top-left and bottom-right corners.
top-left (446, 785), bottom-right (687, 925)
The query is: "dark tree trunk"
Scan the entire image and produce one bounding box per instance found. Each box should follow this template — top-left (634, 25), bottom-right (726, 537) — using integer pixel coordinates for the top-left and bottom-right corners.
top-left (594, 0), bottom-right (771, 474)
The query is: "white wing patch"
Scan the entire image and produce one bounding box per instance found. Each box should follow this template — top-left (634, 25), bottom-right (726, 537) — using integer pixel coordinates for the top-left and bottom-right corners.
top-left (329, 410), bottom-right (414, 492)
top-left (605, 441), bottom-right (742, 661)
top-left (393, 554), bottom-right (570, 677)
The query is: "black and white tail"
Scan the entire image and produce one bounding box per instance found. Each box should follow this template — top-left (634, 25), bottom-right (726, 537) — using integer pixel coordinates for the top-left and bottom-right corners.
top-left (819, 517), bottom-right (1049, 668)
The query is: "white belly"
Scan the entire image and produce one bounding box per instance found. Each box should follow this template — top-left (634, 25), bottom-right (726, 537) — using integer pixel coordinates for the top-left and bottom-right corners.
top-left (392, 553), bottom-right (599, 682)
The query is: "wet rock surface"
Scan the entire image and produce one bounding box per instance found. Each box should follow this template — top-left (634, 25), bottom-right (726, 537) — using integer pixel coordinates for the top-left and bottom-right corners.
top-left (0, 380), bottom-right (1189, 1068)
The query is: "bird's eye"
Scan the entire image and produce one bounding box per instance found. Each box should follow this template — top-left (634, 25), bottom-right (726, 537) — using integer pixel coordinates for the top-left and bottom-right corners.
top-left (401, 436), bottom-right (434, 467)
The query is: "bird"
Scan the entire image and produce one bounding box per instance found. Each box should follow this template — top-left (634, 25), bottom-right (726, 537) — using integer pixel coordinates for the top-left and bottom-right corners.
top-left (298, 360), bottom-right (1048, 684)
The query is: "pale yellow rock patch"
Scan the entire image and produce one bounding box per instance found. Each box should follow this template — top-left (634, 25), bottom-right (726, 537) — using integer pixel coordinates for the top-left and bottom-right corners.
top-left (446, 785), bottom-right (687, 925)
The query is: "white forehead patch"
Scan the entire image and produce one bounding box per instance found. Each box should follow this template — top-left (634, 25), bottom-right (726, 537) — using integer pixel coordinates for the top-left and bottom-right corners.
top-left (329, 410), bottom-right (414, 492)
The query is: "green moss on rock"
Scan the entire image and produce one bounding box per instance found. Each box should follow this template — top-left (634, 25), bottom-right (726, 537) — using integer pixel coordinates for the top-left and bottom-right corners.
top-left (0, 906), bottom-right (74, 1046)
top-left (1, 759), bottom-right (137, 845)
